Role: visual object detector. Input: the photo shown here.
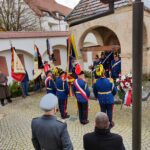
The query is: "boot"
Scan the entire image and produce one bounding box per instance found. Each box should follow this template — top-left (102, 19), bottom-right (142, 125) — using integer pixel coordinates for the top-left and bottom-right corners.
top-left (7, 97), bottom-right (12, 103)
top-left (1, 99), bottom-right (5, 106)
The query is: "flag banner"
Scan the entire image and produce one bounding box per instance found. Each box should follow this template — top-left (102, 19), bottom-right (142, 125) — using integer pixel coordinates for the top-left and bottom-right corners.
top-left (46, 39), bottom-right (51, 60)
top-left (34, 45), bottom-right (44, 69)
top-left (34, 45), bottom-right (43, 79)
top-left (71, 35), bottom-right (78, 60)
top-left (67, 35), bottom-right (79, 73)
top-left (33, 61), bottom-right (43, 80)
top-left (11, 47), bottom-right (25, 82)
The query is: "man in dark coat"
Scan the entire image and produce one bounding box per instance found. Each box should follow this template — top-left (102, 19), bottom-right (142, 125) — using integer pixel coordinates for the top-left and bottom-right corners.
top-left (31, 93), bottom-right (73, 150)
top-left (0, 70), bottom-right (12, 106)
top-left (83, 112), bottom-right (125, 150)
top-left (21, 70), bottom-right (29, 98)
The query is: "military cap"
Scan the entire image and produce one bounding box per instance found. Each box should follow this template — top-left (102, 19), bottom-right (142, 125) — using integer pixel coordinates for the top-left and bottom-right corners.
top-left (46, 70), bottom-right (52, 77)
top-left (114, 51), bottom-right (119, 57)
top-left (40, 94), bottom-right (58, 111)
top-left (59, 70), bottom-right (66, 76)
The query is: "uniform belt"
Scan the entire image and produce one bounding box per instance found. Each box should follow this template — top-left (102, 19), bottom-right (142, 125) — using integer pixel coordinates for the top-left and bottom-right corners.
top-left (57, 88), bottom-right (64, 92)
top-left (98, 91), bottom-right (112, 94)
top-left (75, 91), bottom-right (81, 94)
top-left (47, 88), bottom-right (52, 90)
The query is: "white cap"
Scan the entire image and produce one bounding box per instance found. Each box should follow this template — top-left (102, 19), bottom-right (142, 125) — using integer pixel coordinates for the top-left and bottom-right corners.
top-left (40, 94), bottom-right (58, 111)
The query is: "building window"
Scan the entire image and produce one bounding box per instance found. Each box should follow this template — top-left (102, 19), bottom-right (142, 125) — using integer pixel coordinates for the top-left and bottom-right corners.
top-left (53, 49), bottom-right (61, 66)
top-left (0, 56), bottom-right (9, 76)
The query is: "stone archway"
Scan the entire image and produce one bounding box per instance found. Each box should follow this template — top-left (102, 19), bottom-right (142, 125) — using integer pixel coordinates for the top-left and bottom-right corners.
top-left (78, 26), bottom-right (121, 70)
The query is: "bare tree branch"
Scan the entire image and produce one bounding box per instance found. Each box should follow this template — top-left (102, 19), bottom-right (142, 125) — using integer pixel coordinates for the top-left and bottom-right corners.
top-left (0, 0), bottom-right (40, 31)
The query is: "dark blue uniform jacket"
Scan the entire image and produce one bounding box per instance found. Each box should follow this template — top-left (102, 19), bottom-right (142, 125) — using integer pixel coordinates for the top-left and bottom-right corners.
top-left (56, 77), bottom-right (69, 100)
top-left (73, 79), bottom-right (90, 103)
top-left (93, 78), bottom-right (117, 104)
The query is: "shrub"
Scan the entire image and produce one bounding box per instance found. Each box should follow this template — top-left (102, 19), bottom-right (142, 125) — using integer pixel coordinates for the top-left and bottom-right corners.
top-left (9, 81), bottom-right (22, 98)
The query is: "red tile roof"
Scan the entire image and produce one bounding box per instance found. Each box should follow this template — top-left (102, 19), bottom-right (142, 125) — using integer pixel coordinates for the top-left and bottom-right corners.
top-left (24, 0), bottom-right (72, 17)
top-left (66, 0), bottom-right (130, 23)
top-left (0, 31), bottom-right (68, 39)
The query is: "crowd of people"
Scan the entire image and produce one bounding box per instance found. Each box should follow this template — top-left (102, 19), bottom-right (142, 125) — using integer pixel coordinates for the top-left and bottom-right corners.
top-left (31, 51), bottom-right (124, 149)
top-left (0, 50), bottom-right (125, 149)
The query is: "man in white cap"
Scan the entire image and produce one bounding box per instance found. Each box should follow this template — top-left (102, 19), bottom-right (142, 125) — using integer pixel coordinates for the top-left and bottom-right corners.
top-left (31, 93), bottom-right (73, 150)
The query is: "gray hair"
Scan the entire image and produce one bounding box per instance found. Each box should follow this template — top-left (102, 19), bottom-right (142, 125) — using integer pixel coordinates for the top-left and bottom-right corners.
top-left (95, 112), bottom-right (110, 129)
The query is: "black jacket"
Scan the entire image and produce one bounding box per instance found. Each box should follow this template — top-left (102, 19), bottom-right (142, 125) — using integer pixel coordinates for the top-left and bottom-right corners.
top-left (83, 128), bottom-right (125, 150)
top-left (31, 115), bottom-right (73, 150)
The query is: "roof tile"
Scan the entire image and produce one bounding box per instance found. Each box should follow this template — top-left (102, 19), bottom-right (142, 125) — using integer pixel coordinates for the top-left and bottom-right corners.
top-left (66, 0), bottom-right (130, 22)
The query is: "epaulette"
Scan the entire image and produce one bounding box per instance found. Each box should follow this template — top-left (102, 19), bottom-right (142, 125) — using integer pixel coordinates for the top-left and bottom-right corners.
top-left (108, 78), bottom-right (114, 83)
top-left (57, 118), bottom-right (66, 124)
top-left (93, 79), bottom-right (97, 84)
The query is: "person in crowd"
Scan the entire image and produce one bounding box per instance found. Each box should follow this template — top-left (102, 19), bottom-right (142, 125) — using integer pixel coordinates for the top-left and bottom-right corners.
top-left (31, 93), bottom-right (73, 150)
top-left (0, 70), bottom-right (12, 106)
top-left (45, 70), bottom-right (56, 95)
top-left (83, 112), bottom-right (125, 150)
top-left (99, 52), bottom-right (110, 78)
top-left (21, 70), bottom-right (29, 98)
top-left (111, 52), bottom-right (121, 81)
top-left (93, 64), bottom-right (117, 128)
top-left (44, 61), bottom-right (50, 75)
top-left (73, 64), bottom-right (90, 125)
top-left (56, 70), bottom-right (70, 119)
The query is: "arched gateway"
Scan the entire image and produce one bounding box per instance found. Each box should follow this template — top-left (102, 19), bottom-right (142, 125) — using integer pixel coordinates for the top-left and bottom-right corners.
top-left (66, 0), bottom-right (150, 76)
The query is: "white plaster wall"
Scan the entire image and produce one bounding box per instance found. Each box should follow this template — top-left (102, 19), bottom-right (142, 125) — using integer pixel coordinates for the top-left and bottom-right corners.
top-left (53, 45), bottom-right (67, 70)
top-left (83, 51), bottom-right (93, 71)
top-left (0, 36), bottom-right (68, 83)
top-left (0, 37), bottom-right (67, 56)
top-left (41, 16), bottom-right (68, 31)
top-left (43, 45), bottom-right (67, 70)
top-left (84, 33), bottom-right (98, 47)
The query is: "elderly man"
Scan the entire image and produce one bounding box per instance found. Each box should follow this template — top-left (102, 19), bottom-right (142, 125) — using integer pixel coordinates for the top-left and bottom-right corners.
top-left (0, 70), bottom-right (12, 106)
top-left (83, 112), bottom-right (125, 150)
top-left (31, 93), bottom-right (73, 150)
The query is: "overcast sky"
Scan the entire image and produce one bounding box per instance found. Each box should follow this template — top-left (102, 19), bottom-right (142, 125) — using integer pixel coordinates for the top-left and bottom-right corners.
top-left (56, 0), bottom-right (150, 9)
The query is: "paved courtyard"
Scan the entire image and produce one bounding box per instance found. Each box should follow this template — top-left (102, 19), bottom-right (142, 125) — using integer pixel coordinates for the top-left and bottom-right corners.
top-left (0, 91), bottom-right (150, 150)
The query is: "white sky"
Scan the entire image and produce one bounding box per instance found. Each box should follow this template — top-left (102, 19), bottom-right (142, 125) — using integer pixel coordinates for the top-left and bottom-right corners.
top-left (56, 0), bottom-right (150, 9)
top-left (56, 0), bottom-right (80, 9)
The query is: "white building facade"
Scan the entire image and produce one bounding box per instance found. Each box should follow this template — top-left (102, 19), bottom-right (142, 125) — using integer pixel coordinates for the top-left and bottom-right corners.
top-left (0, 32), bottom-right (68, 83)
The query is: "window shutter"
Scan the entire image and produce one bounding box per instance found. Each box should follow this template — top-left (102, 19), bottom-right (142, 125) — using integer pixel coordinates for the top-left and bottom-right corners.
top-left (53, 49), bottom-right (61, 66)
top-left (0, 56), bottom-right (9, 76)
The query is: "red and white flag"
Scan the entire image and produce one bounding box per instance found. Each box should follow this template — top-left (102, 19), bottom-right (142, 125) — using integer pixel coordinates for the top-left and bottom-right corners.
top-left (124, 90), bottom-right (132, 106)
top-left (11, 47), bottom-right (25, 82)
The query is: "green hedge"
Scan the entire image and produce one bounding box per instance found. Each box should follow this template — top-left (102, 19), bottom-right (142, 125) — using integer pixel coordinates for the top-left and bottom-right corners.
top-left (9, 79), bottom-right (45, 98)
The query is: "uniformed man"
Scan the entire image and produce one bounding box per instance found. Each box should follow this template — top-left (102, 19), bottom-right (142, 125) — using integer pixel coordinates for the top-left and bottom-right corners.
top-left (73, 64), bottom-right (90, 125)
top-left (31, 93), bottom-right (73, 150)
top-left (44, 61), bottom-right (50, 75)
top-left (56, 70), bottom-right (70, 119)
top-left (99, 52), bottom-right (111, 78)
top-left (92, 55), bottom-right (100, 79)
top-left (111, 52), bottom-right (121, 81)
top-left (45, 70), bottom-right (56, 95)
top-left (93, 64), bottom-right (117, 128)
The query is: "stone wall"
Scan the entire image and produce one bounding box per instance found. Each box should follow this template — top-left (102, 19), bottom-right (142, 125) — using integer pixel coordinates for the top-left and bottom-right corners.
top-left (69, 6), bottom-right (150, 76)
